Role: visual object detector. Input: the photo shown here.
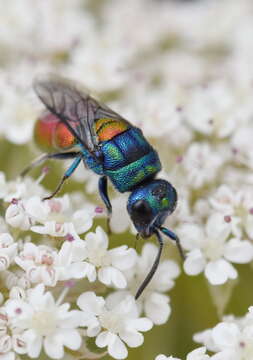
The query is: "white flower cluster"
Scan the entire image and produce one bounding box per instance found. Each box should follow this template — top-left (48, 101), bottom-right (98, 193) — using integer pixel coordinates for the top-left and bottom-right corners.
top-left (0, 174), bottom-right (180, 359)
top-left (155, 347), bottom-right (210, 360)
top-left (2, 0), bottom-right (253, 359)
top-left (155, 305), bottom-right (253, 359)
top-left (193, 306), bottom-right (253, 360)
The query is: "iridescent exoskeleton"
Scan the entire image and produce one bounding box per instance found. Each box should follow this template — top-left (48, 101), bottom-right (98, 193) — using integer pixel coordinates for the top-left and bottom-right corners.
top-left (22, 75), bottom-right (184, 299)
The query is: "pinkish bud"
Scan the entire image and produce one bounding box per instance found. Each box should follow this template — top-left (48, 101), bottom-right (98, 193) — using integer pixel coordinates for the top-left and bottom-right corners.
top-left (95, 206), bottom-right (104, 214)
top-left (66, 233), bottom-right (74, 242)
top-left (224, 215), bottom-right (231, 223)
top-left (176, 156), bottom-right (183, 164)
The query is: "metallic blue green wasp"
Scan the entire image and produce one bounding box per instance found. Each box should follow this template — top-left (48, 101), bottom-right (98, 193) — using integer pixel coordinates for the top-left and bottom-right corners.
top-left (23, 75), bottom-right (185, 299)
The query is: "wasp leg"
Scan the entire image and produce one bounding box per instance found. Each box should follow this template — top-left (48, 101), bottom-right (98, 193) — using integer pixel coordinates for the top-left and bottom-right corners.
top-left (21, 151), bottom-right (79, 177)
top-left (135, 229), bottom-right (163, 300)
top-left (160, 226), bottom-right (185, 260)
top-left (43, 154), bottom-right (82, 201)
top-left (98, 176), bottom-right (112, 234)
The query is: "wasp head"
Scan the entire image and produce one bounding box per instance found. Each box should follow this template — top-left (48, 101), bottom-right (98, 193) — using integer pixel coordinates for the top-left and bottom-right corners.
top-left (127, 179), bottom-right (177, 238)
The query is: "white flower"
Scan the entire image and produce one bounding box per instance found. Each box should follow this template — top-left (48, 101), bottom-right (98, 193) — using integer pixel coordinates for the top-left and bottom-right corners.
top-left (25, 195), bottom-right (94, 237)
top-left (186, 347), bottom-right (210, 360)
top-left (0, 72), bottom-right (36, 145)
top-left (156, 355), bottom-right (180, 360)
top-left (107, 243), bottom-right (180, 325)
top-left (77, 291), bottom-right (152, 359)
top-left (195, 307), bottom-right (253, 359)
top-left (0, 308), bottom-right (27, 360)
top-left (5, 284), bottom-right (82, 359)
top-left (1, 269), bottom-right (31, 291)
top-left (155, 347), bottom-right (210, 360)
top-left (15, 240), bottom-right (88, 286)
top-left (193, 329), bottom-right (220, 353)
top-left (182, 142), bottom-right (223, 189)
top-left (80, 226), bottom-right (137, 289)
top-left (1, 176), bottom-right (46, 203)
top-left (209, 184), bottom-right (253, 238)
top-left (231, 126), bottom-right (253, 169)
top-left (178, 213), bottom-right (253, 285)
top-left (211, 322), bottom-right (253, 360)
top-left (5, 200), bottom-right (32, 231)
top-left (184, 81), bottom-right (237, 139)
top-left (0, 233), bottom-right (18, 271)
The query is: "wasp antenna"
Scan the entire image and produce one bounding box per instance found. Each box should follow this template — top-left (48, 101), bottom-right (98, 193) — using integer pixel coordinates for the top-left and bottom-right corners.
top-left (135, 229), bottom-right (163, 300)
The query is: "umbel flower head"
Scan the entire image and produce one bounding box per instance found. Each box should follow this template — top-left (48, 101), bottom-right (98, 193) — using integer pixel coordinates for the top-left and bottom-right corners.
top-left (2, 0), bottom-right (253, 359)
top-left (178, 213), bottom-right (253, 285)
top-left (77, 291), bottom-right (153, 359)
top-left (5, 284), bottom-right (82, 359)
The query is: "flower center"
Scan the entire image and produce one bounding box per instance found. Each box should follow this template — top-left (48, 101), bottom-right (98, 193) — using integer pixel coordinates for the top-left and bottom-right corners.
top-left (31, 310), bottom-right (57, 336)
top-left (88, 248), bottom-right (110, 267)
top-left (99, 310), bottom-right (122, 334)
top-left (204, 241), bottom-right (224, 261)
top-left (239, 340), bottom-right (253, 360)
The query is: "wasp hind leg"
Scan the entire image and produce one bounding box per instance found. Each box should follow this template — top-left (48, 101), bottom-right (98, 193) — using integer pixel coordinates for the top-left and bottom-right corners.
top-left (43, 154), bottom-right (82, 201)
top-left (21, 151), bottom-right (80, 177)
top-left (98, 176), bottom-right (112, 234)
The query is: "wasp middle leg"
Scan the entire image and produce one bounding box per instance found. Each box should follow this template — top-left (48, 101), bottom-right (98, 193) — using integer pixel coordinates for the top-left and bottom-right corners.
top-left (43, 153), bottom-right (82, 200)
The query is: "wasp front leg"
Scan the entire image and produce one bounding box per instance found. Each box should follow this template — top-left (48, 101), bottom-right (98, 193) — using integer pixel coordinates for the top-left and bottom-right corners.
top-left (81, 149), bottom-right (112, 234)
top-left (98, 176), bottom-right (112, 234)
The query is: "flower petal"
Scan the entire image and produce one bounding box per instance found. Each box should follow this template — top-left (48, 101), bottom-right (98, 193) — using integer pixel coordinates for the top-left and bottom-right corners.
top-left (204, 259), bottom-right (237, 285)
top-left (108, 334), bottom-right (128, 360)
top-left (224, 238), bottom-right (253, 263)
top-left (144, 292), bottom-right (170, 325)
top-left (184, 249), bottom-right (206, 276)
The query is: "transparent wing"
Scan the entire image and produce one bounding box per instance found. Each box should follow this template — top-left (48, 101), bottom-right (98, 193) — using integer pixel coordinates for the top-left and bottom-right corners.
top-left (33, 75), bottom-right (129, 157)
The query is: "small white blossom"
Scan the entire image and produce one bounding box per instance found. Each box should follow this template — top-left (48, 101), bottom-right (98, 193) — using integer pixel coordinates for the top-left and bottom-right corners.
top-left (194, 307), bottom-right (253, 359)
top-left (15, 240), bottom-right (88, 286)
top-left (184, 81), bottom-right (237, 139)
top-left (1, 176), bottom-right (46, 203)
top-left (182, 143), bottom-right (223, 189)
top-left (25, 195), bottom-right (94, 237)
top-left (155, 347), bottom-right (210, 360)
top-left (178, 213), bottom-right (253, 285)
top-left (77, 291), bottom-right (152, 359)
top-left (0, 308), bottom-right (27, 360)
top-left (5, 200), bottom-right (32, 231)
top-left (156, 355), bottom-right (180, 360)
top-left (80, 226), bottom-right (137, 289)
top-left (0, 233), bottom-right (17, 271)
top-left (5, 284), bottom-right (82, 359)
top-left (107, 243), bottom-right (180, 325)
top-left (209, 184), bottom-right (253, 238)
top-left (231, 126), bottom-right (253, 169)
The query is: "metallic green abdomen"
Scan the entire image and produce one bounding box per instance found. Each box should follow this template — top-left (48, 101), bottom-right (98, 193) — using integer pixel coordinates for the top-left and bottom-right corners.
top-left (102, 127), bottom-right (161, 192)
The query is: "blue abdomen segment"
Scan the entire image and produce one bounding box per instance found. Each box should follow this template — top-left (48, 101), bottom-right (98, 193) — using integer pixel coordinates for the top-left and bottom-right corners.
top-left (102, 128), bottom-right (161, 192)
top-left (101, 127), bottom-right (152, 170)
top-left (82, 148), bottom-right (103, 175)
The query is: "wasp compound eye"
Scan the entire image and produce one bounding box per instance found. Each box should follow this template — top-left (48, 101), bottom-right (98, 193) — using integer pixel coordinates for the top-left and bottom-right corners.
top-left (131, 200), bottom-right (153, 222)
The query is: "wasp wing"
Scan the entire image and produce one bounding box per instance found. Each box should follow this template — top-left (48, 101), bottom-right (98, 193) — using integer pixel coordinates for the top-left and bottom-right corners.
top-left (33, 75), bottom-right (129, 158)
